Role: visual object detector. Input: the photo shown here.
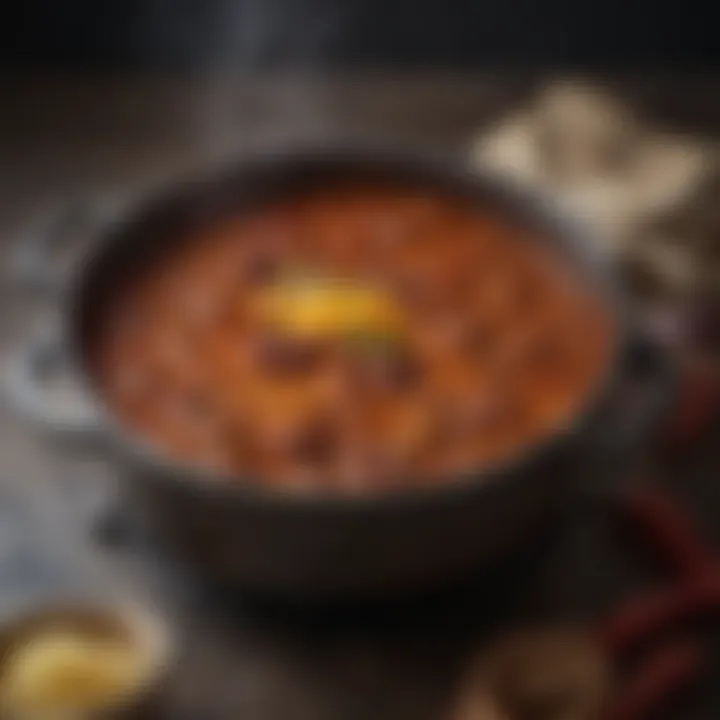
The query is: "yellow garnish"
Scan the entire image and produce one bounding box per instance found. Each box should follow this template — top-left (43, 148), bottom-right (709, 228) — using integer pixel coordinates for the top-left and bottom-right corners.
top-left (256, 278), bottom-right (406, 340)
top-left (0, 630), bottom-right (143, 718)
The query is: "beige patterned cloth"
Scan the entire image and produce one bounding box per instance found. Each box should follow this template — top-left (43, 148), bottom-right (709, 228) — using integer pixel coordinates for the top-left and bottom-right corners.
top-left (471, 79), bottom-right (719, 301)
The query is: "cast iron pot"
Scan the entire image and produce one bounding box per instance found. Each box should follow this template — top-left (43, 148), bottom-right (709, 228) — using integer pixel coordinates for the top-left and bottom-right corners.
top-left (3, 147), bottom-right (673, 602)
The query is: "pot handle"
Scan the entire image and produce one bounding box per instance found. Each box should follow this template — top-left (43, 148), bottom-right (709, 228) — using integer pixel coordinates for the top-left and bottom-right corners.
top-left (2, 321), bottom-right (106, 450)
top-left (593, 332), bottom-right (678, 460)
top-left (8, 197), bottom-right (127, 297)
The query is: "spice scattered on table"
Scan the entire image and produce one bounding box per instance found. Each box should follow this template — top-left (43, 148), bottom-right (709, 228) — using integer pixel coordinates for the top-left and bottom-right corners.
top-left (454, 487), bottom-right (720, 719)
top-left (453, 626), bottom-right (608, 720)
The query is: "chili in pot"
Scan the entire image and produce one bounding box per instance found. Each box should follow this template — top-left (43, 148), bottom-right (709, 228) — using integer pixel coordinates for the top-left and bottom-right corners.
top-left (91, 186), bottom-right (611, 493)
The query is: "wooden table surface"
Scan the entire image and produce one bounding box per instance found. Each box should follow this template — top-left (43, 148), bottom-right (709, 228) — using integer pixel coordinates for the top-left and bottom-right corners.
top-left (0, 72), bottom-right (718, 719)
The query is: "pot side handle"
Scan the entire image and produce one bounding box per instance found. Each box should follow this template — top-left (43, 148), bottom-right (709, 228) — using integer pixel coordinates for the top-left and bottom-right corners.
top-left (2, 321), bottom-right (106, 451)
top-left (8, 196), bottom-right (128, 298)
top-left (594, 332), bottom-right (679, 460)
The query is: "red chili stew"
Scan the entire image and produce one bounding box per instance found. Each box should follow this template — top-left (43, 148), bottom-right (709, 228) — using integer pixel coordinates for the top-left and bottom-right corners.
top-left (92, 187), bottom-right (611, 493)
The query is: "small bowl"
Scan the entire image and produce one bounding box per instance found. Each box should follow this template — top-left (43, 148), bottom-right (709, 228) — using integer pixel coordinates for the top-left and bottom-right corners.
top-left (0, 600), bottom-right (174, 718)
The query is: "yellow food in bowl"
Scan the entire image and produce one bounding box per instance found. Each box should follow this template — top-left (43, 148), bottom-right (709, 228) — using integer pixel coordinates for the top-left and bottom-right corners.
top-left (0, 629), bottom-right (145, 719)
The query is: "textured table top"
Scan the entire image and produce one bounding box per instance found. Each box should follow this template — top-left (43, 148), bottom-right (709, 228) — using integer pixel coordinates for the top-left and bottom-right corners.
top-left (1, 71), bottom-right (718, 719)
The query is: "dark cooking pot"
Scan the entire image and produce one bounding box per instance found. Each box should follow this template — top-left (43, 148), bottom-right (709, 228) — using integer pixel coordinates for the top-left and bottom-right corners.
top-left (3, 147), bottom-right (674, 601)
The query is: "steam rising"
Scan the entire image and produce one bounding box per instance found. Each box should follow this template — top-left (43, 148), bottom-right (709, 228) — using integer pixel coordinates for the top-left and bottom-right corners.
top-left (195, 0), bottom-right (355, 158)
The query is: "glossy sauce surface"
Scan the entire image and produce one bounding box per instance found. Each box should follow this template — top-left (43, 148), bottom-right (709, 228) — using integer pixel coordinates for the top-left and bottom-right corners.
top-left (92, 187), bottom-right (611, 493)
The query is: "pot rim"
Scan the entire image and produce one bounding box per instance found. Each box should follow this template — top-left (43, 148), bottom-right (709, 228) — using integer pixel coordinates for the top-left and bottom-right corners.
top-left (67, 143), bottom-right (628, 512)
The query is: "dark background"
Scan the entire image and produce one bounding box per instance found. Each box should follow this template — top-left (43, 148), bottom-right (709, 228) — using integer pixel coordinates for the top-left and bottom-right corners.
top-left (2, 0), bottom-right (718, 69)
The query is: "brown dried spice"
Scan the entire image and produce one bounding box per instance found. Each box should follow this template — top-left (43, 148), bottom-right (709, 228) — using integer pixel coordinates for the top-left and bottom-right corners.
top-left (454, 627), bottom-right (609, 720)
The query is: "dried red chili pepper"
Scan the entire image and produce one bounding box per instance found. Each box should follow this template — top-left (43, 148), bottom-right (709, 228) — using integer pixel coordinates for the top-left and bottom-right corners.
top-left (620, 489), bottom-right (717, 578)
top-left (660, 366), bottom-right (719, 452)
top-left (599, 489), bottom-right (720, 656)
top-left (605, 639), bottom-right (702, 720)
top-left (455, 490), bottom-right (716, 720)
top-left (599, 577), bottom-right (720, 656)
top-left (598, 488), bottom-right (720, 717)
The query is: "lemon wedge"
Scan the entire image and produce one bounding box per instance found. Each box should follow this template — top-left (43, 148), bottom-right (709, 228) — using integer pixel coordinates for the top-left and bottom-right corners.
top-left (0, 630), bottom-right (143, 719)
top-left (256, 277), bottom-right (405, 340)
